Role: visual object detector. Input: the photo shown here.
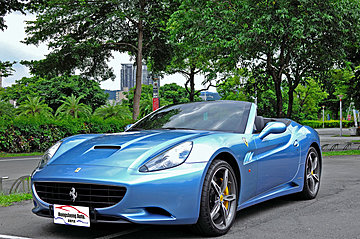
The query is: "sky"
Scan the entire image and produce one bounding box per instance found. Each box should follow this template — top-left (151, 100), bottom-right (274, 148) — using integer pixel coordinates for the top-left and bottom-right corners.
top-left (0, 12), bottom-right (216, 92)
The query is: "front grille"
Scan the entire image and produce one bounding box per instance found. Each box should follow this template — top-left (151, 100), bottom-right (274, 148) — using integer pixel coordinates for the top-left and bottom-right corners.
top-left (34, 182), bottom-right (126, 208)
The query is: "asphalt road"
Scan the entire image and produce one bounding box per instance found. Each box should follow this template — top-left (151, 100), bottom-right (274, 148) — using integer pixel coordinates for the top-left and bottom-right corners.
top-left (1, 155), bottom-right (360, 239)
top-left (0, 157), bottom-right (40, 194)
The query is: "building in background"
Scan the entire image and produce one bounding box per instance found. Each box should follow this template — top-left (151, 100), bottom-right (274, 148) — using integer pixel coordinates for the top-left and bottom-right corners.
top-left (104, 90), bottom-right (128, 104)
top-left (141, 65), bottom-right (153, 86)
top-left (200, 91), bottom-right (221, 101)
top-left (104, 90), bottom-right (117, 101)
top-left (120, 64), bottom-right (134, 91)
top-left (120, 64), bottom-right (153, 91)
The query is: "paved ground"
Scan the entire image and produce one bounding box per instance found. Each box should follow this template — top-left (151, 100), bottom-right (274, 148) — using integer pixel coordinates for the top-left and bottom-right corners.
top-left (1, 154), bottom-right (360, 239)
top-left (0, 157), bottom-right (40, 194)
top-left (315, 128), bottom-right (360, 151)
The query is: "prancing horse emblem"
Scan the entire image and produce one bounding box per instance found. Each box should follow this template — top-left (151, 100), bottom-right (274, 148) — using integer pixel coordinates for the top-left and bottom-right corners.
top-left (69, 187), bottom-right (78, 202)
top-left (242, 137), bottom-right (249, 147)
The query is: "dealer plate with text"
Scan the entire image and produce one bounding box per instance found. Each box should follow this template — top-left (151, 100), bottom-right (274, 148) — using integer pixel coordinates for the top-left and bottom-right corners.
top-left (54, 204), bottom-right (90, 227)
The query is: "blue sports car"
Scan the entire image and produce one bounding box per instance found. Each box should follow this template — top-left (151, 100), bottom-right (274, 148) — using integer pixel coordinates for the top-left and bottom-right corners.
top-left (31, 101), bottom-right (321, 236)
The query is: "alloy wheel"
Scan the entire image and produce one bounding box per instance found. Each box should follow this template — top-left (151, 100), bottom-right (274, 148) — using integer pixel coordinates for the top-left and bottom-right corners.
top-left (209, 166), bottom-right (237, 230)
top-left (306, 151), bottom-right (320, 195)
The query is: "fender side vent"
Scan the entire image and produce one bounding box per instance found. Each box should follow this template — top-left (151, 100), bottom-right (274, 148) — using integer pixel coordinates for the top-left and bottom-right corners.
top-left (290, 182), bottom-right (299, 187)
top-left (94, 145), bottom-right (121, 150)
top-left (145, 207), bottom-right (173, 217)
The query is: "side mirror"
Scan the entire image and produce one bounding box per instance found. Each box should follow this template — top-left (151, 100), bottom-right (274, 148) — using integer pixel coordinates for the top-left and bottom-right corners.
top-left (124, 124), bottom-right (133, 131)
top-left (259, 122), bottom-right (286, 140)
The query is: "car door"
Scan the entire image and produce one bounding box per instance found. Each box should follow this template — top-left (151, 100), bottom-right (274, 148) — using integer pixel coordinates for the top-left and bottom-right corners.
top-left (253, 126), bottom-right (300, 195)
top-left (234, 134), bottom-right (258, 204)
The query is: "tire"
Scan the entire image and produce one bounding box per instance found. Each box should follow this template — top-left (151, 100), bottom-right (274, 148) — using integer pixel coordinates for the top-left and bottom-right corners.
top-left (192, 159), bottom-right (238, 236)
top-left (297, 147), bottom-right (321, 200)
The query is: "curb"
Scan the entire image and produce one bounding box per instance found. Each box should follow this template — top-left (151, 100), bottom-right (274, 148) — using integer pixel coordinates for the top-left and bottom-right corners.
top-left (0, 156), bottom-right (42, 161)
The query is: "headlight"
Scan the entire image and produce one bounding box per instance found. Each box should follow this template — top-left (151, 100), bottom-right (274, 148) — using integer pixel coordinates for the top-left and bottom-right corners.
top-left (139, 141), bottom-right (193, 172)
top-left (38, 141), bottom-right (62, 169)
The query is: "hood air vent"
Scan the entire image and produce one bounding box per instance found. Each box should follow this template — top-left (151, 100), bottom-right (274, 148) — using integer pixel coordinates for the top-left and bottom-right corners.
top-left (94, 145), bottom-right (121, 150)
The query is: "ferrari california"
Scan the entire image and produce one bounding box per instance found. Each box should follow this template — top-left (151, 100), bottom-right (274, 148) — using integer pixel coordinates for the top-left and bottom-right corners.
top-left (31, 101), bottom-right (321, 236)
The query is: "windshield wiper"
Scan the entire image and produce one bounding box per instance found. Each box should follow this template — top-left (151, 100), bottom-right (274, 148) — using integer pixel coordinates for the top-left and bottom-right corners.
top-left (128, 127), bottom-right (145, 131)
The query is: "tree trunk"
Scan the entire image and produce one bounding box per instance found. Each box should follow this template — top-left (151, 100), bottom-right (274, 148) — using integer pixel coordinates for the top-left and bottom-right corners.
top-left (286, 76), bottom-right (301, 118)
top-left (287, 87), bottom-right (295, 118)
top-left (266, 54), bottom-right (283, 117)
top-left (132, 1), bottom-right (144, 120)
top-left (189, 67), bottom-right (195, 102)
top-left (273, 78), bottom-right (283, 117)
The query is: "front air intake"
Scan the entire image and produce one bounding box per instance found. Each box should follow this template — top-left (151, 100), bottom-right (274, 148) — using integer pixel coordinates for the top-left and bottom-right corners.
top-left (34, 182), bottom-right (126, 208)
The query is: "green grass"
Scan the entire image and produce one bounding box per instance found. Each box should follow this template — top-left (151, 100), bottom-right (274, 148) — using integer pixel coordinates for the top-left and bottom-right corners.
top-left (351, 140), bottom-right (360, 143)
top-left (0, 193), bottom-right (33, 207)
top-left (0, 152), bottom-right (43, 158)
top-left (323, 150), bottom-right (360, 156)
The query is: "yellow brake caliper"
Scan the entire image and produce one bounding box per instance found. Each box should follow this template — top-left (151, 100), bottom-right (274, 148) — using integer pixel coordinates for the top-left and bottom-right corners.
top-left (224, 186), bottom-right (229, 209)
top-left (220, 178), bottom-right (230, 209)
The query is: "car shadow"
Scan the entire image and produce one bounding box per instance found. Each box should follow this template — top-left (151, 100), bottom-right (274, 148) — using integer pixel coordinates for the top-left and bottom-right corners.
top-left (119, 196), bottom-right (298, 239)
top-left (42, 196), bottom-right (298, 239)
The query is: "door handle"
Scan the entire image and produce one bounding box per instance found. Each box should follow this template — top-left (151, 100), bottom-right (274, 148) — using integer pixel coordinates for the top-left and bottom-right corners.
top-left (293, 140), bottom-right (299, 147)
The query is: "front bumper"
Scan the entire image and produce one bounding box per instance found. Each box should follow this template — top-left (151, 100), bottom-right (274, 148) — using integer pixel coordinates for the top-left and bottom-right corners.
top-left (31, 162), bottom-right (207, 225)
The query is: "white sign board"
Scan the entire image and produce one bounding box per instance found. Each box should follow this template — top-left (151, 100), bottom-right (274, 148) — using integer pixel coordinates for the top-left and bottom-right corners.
top-left (54, 204), bottom-right (90, 227)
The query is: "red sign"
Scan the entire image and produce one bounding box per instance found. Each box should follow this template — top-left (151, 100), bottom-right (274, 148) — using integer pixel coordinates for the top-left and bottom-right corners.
top-left (347, 114), bottom-right (351, 121)
top-left (153, 98), bottom-right (159, 111)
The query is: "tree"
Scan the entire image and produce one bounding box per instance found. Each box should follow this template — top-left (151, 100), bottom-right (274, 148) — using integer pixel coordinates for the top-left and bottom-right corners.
top-left (124, 83), bottom-right (201, 117)
top-left (170, 0), bottom-right (360, 117)
top-left (0, 0), bottom-right (25, 31)
top-left (139, 91), bottom-right (154, 117)
top-left (292, 79), bottom-right (328, 120)
top-left (55, 94), bottom-right (92, 118)
top-left (217, 70), bottom-right (278, 117)
top-left (321, 68), bottom-right (353, 119)
top-left (17, 96), bottom-right (53, 117)
top-left (217, 70), bottom-right (248, 102)
top-left (0, 0), bottom-right (25, 78)
top-left (0, 61), bottom-right (15, 78)
top-left (160, 83), bottom-right (201, 104)
top-left (348, 66), bottom-right (360, 110)
top-left (0, 75), bottom-right (107, 112)
top-left (166, 4), bottom-right (226, 102)
top-left (24, 0), bottom-right (178, 120)
top-left (0, 100), bottom-right (15, 118)
top-left (94, 102), bottom-right (132, 120)
top-left (163, 37), bottom-right (213, 101)
top-left (123, 84), bottom-right (167, 118)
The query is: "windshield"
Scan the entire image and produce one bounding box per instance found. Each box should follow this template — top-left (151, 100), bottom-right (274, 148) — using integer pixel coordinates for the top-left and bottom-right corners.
top-left (130, 101), bottom-right (252, 133)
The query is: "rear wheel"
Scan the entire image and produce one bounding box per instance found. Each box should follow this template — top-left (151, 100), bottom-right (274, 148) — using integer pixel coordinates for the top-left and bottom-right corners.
top-left (193, 159), bottom-right (238, 236)
top-left (298, 147), bottom-right (321, 199)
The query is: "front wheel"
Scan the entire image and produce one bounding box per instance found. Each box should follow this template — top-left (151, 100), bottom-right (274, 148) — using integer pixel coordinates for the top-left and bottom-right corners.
top-left (193, 159), bottom-right (238, 236)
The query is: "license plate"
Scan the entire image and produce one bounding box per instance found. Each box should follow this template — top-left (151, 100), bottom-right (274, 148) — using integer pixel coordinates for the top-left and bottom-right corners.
top-left (53, 204), bottom-right (90, 227)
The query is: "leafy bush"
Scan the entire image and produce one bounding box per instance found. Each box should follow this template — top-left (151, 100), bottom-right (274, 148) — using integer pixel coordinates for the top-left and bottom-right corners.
top-left (0, 116), bottom-right (132, 153)
top-left (301, 120), bottom-right (355, 129)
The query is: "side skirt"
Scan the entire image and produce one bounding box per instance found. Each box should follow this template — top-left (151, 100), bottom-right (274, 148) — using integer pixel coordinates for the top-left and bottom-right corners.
top-left (237, 182), bottom-right (302, 211)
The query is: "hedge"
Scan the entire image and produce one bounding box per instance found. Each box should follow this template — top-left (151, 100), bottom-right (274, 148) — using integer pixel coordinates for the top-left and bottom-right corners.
top-left (300, 120), bottom-right (355, 129)
top-left (0, 116), bottom-right (132, 153)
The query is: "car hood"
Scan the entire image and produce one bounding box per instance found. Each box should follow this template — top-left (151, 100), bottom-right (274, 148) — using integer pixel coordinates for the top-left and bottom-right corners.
top-left (50, 130), bottom-right (211, 169)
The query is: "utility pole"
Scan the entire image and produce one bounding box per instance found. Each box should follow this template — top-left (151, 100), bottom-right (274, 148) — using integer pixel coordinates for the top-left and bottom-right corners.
top-left (152, 75), bottom-right (160, 111)
top-left (322, 105), bottom-right (325, 128)
top-left (353, 108), bottom-right (358, 128)
top-left (338, 95), bottom-right (343, 137)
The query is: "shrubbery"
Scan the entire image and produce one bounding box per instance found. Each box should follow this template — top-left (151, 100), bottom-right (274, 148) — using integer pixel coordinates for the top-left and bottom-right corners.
top-left (300, 120), bottom-right (355, 129)
top-left (0, 116), bottom-right (132, 153)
